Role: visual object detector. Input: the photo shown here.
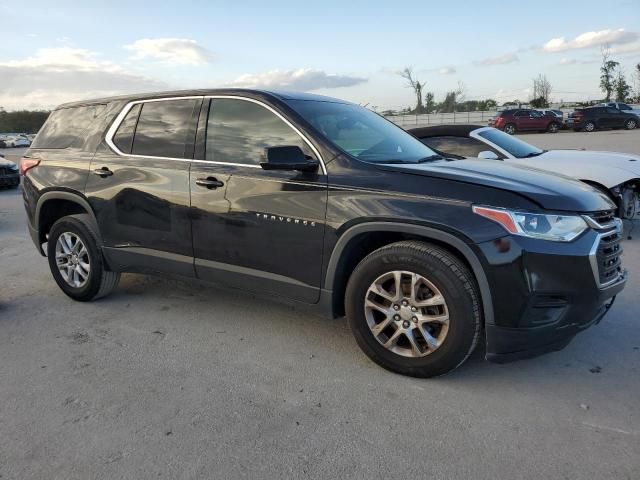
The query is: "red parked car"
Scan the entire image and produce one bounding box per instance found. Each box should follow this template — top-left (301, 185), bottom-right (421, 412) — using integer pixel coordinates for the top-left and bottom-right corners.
top-left (489, 109), bottom-right (561, 134)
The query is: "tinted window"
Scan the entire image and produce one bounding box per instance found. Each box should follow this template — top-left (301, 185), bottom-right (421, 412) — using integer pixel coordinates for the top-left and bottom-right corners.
top-left (619, 104), bottom-right (631, 110)
top-left (205, 98), bottom-right (312, 165)
top-left (606, 108), bottom-right (620, 114)
top-left (112, 104), bottom-right (141, 154)
top-left (422, 136), bottom-right (501, 158)
top-left (514, 110), bottom-right (530, 117)
top-left (131, 99), bottom-right (197, 158)
top-left (31, 105), bottom-right (105, 149)
top-left (287, 100), bottom-right (437, 163)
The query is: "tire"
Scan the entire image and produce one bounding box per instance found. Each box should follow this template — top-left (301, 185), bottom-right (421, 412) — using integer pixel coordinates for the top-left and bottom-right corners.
top-left (345, 241), bottom-right (481, 378)
top-left (47, 214), bottom-right (120, 301)
top-left (625, 119), bottom-right (637, 130)
top-left (503, 124), bottom-right (516, 135)
top-left (547, 122), bottom-right (560, 133)
top-left (583, 121), bottom-right (596, 132)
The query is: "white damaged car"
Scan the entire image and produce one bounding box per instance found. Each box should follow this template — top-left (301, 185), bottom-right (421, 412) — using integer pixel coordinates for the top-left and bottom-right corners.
top-left (410, 124), bottom-right (640, 220)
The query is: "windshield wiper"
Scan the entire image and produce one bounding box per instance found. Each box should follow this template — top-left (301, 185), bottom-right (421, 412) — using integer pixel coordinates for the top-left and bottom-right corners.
top-left (521, 151), bottom-right (545, 158)
top-left (416, 155), bottom-right (445, 163)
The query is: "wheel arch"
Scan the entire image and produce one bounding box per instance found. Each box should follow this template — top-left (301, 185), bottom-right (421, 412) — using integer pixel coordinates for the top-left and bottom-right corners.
top-left (323, 222), bottom-right (494, 326)
top-left (34, 191), bottom-right (98, 254)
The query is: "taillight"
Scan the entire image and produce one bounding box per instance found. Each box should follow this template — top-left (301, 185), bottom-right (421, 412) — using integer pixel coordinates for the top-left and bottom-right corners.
top-left (20, 157), bottom-right (40, 176)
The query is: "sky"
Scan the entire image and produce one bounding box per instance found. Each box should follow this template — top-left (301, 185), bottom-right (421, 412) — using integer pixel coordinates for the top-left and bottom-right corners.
top-left (1, 0), bottom-right (639, 111)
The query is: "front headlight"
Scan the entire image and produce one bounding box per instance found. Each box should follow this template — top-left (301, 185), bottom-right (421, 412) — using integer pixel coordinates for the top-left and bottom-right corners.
top-left (473, 206), bottom-right (588, 242)
top-left (8, 163), bottom-right (18, 171)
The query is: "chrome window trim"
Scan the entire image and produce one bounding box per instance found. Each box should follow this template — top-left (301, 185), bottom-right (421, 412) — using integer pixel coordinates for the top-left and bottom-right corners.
top-left (104, 94), bottom-right (327, 174)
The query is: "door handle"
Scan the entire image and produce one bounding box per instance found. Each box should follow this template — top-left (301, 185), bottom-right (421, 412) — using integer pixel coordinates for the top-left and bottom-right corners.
top-left (195, 177), bottom-right (225, 189)
top-left (93, 167), bottom-right (113, 177)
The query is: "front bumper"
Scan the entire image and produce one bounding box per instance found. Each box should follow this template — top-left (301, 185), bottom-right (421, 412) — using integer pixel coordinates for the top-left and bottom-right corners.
top-left (0, 172), bottom-right (20, 186)
top-left (485, 273), bottom-right (625, 363)
top-left (476, 226), bottom-right (626, 362)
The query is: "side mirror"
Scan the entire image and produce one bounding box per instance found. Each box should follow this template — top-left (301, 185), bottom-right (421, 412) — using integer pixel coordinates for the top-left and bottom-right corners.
top-left (260, 146), bottom-right (319, 172)
top-left (478, 151), bottom-right (499, 160)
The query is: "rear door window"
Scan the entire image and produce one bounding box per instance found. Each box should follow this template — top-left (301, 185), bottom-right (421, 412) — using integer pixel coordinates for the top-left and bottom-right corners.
top-left (131, 99), bottom-right (198, 158)
top-left (31, 105), bottom-right (106, 149)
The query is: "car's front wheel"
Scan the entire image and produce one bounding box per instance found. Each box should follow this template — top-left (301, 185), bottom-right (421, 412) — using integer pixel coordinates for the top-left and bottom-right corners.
top-left (583, 121), bottom-right (596, 132)
top-left (503, 124), bottom-right (516, 135)
top-left (345, 241), bottom-right (481, 377)
top-left (47, 214), bottom-right (120, 301)
top-left (625, 119), bottom-right (637, 130)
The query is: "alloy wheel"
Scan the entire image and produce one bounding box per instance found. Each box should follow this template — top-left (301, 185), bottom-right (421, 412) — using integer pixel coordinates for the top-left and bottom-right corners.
top-left (364, 270), bottom-right (450, 358)
top-left (504, 125), bottom-right (515, 135)
top-left (55, 232), bottom-right (91, 288)
top-left (585, 122), bottom-right (595, 132)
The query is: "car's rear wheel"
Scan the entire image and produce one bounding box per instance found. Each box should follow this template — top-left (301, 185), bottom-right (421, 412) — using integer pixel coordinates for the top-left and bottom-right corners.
top-left (503, 124), bottom-right (516, 135)
top-left (345, 241), bottom-right (481, 378)
top-left (625, 119), bottom-right (637, 130)
top-left (547, 122), bottom-right (560, 133)
top-left (47, 214), bottom-right (120, 301)
top-left (583, 121), bottom-right (596, 132)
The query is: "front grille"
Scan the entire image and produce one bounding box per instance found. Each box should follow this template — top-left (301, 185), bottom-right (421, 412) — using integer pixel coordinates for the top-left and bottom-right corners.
top-left (586, 209), bottom-right (616, 227)
top-left (593, 229), bottom-right (623, 286)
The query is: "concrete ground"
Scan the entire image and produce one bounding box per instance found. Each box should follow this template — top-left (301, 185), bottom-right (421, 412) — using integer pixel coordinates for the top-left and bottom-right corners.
top-left (1, 130), bottom-right (639, 479)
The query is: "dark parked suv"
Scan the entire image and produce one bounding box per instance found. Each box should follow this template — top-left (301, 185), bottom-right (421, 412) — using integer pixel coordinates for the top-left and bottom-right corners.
top-left (567, 106), bottom-right (638, 132)
top-left (489, 109), bottom-right (562, 134)
top-left (21, 89), bottom-right (626, 377)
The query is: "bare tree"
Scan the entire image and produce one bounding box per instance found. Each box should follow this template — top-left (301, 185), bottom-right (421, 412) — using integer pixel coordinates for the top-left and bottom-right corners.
top-left (531, 74), bottom-right (552, 107)
top-left (455, 81), bottom-right (466, 105)
top-left (399, 67), bottom-right (425, 113)
top-left (600, 45), bottom-right (619, 101)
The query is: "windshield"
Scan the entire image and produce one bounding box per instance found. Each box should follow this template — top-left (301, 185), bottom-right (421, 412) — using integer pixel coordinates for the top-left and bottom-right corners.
top-left (286, 100), bottom-right (438, 163)
top-left (476, 128), bottom-right (544, 158)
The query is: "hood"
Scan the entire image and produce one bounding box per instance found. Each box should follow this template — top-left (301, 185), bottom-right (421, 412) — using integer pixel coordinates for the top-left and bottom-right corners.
top-left (511, 150), bottom-right (640, 189)
top-left (379, 159), bottom-right (614, 212)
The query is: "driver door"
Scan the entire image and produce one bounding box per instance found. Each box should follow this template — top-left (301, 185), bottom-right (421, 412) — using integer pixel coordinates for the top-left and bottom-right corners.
top-left (190, 97), bottom-right (328, 303)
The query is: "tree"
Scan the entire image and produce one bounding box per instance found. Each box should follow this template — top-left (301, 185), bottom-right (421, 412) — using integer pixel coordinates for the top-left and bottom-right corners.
top-left (531, 74), bottom-right (552, 107)
top-left (600, 46), bottom-right (619, 101)
top-left (439, 92), bottom-right (457, 113)
top-left (399, 67), bottom-right (425, 114)
top-left (424, 92), bottom-right (435, 113)
top-left (613, 68), bottom-right (631, 101)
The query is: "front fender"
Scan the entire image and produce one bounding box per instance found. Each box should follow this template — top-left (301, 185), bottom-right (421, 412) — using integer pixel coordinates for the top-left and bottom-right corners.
top-left (324, 221), bottom-right (494, 326)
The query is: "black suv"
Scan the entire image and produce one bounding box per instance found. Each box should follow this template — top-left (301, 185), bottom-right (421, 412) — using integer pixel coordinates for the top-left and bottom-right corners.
top-left (567, 106), bottom-right (638, 132)
top-left (22, 89), bottom-right (626, 377)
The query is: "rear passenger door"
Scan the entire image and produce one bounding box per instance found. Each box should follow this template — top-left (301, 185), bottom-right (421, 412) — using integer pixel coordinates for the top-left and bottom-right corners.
top-left (190, 97), bottom-right (328, 303)
top-left (85, 97), bottom-right (201, 276)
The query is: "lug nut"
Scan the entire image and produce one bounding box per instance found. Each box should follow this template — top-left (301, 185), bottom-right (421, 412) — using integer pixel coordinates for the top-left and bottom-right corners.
top-left (393, 314), bottom-right (400, 321)
top-left (393, 304), bottom-right (400, 311)
top-left (402, 320), bottom-right (410, 328)
top-left (402, 300), bottom-right (409, 307)
top-left (412, 316), bottom-right (418, 322)
top-left (411, 306), bottom-right (417, 312)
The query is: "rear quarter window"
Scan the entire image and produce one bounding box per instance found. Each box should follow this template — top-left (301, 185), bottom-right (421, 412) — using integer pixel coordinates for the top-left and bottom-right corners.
top-left (31, 105), bottom-right (106, 149)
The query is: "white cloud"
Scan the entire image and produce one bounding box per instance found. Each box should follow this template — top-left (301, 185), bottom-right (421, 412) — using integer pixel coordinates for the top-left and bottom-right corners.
top-left (610, 42), bottom-right (640, 56)
top-left (124, 38), bottom-right (212, 66)
top-left (0, 47), bottom-right (166, 110)
top-left (474, 53), bottom-right (519, 66)
top-left (543, 28), bottom-right (638, 52)
top-left (230, 68), bottom-right (367, 90)
top-left (438, 66), bottom-right (456, 75)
